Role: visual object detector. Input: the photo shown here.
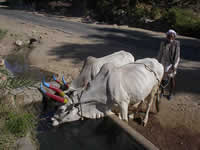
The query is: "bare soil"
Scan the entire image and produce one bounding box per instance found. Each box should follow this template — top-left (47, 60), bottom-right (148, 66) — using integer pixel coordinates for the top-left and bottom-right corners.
top-left (0, 14), bottom-right (200, 150)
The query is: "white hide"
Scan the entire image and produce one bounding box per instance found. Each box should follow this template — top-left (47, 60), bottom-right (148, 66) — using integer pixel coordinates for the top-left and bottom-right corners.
top-left (107, 58), bottom-right (164, 121)
top-left (52, 58), bottom-right (164, 126)
top-left (70, 50), bottom-right (135, 89)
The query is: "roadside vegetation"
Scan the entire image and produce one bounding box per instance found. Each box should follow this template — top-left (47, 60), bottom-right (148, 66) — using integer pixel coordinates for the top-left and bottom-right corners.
top-left (6, 0), bottom-right (200, 38)
top-left (0, 68), bottom-right (37, 149)
top-left (163, 8), bottom-right (200, 37)
top-left (0, 103), bottom-right (36, 149)
top-left (0, 29), bottom-right (7, 41)
top-left (0, 29), bottom-right (37, 149)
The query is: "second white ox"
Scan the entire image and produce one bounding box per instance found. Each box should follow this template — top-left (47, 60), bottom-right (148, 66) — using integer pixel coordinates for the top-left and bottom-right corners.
top-left (68, 50), bottom-right (135, 91)
top-left (52, 58), bottom-right (164, 126)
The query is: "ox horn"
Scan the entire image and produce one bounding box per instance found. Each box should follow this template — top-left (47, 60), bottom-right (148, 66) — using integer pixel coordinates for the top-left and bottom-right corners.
top-left (62, 75), bottom-right (69, 89)
top-left (40, 83), bottom-right (68, 104)
top-left (53, 75), bottom-right (69, 89)
top-left (42, 79), bottom-right (65, 97)
top-left (53, 75), bottom-right (63, 85)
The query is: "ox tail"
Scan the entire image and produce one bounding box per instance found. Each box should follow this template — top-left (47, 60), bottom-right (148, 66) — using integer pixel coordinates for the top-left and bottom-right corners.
top-left (155, 85), bottom-right (161, 113)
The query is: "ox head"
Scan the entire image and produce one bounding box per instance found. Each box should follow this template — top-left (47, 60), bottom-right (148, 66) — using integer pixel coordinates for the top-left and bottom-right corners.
top-left (40, 77), bottom-right (86, 126)
top-left (49, 63), bottom-right (116, 126)
top-left (51, 106), bottom-right (81, 126)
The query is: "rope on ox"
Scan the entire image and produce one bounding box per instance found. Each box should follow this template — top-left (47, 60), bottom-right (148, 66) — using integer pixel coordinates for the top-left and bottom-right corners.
top-left (133, 62), bottom-right (160, 84)
top-left (134, 62), bottom-right (162, 112)
top-left (77, 89), bottom-right (84, 120)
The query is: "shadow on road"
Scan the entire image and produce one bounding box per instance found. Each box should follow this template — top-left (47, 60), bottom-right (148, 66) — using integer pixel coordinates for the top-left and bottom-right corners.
top-left (49, 26), bottom-right (200, 95)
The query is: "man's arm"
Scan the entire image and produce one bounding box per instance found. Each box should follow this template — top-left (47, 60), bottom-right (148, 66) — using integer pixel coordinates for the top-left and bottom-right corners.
top-left (173, 40), bottom-right (180, 70)
top-left (157, 41), bottom-right (164, 62)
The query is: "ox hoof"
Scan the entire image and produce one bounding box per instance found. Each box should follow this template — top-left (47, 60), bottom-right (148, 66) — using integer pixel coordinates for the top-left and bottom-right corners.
top-left (123, 119), bottom-right (128, 123)
top-left (129, 114), bottom-right (134, 120)
top-left (142, 120), bottom-right (147, 127)
top-left (106, 110), bottom-right (114, 116)
top-left (96, 113), bottom-right (101, 119)
top-left (118, 113), bottom-right (122, 120)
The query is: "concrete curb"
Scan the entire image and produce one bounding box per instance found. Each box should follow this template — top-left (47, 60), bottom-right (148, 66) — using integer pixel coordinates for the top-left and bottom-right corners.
top-left (108, 115), bottom-right (159, 150)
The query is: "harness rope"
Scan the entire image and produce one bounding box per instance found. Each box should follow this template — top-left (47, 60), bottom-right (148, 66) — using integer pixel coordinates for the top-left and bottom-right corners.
top-left (134, 62), bottom-right (160, 83)
top-left (71, 62), bottom-right (162, 119)
top-left (134, 62), bottom-right (162, 102)
top-left (77, 90), bottom-right (84, 120)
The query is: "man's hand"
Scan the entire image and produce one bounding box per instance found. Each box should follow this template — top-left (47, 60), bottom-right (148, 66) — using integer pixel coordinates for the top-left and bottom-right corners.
top-left (172, 65), bottom-right (175, 72)
top-left (168, 65), bottom-right (175, 74)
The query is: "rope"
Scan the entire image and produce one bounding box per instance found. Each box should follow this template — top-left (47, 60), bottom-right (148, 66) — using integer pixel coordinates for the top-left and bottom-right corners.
top-left (77, 90), bottom-right (84, 120)
top-left (134, 62), bottom-right (162, 100)
top-left (134, 63), bottom-right (160, 83)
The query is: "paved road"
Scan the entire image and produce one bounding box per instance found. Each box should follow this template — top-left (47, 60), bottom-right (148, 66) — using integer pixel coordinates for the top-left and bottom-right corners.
top-left (0, 7), bottom-right (142, 48)
top-left (0, 8), bottom-right (99, 36)
top-left (0, 7), bottom-right (199, 62)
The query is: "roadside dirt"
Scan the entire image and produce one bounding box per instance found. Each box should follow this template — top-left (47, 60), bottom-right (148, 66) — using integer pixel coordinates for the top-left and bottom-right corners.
top-left (0, 14), bottom-right (200, 150)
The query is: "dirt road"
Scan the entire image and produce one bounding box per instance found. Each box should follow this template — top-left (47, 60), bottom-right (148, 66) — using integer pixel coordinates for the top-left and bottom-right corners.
top-left (0, 10), bottom-right (200, 150)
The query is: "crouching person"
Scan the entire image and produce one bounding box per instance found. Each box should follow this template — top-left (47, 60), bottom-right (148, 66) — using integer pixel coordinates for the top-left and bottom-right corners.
top-left (157, 29), bottom-right (180, 100)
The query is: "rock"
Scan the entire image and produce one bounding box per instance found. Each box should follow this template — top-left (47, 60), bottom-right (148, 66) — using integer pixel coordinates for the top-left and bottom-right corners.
top-left (32, 30), bottom-right (37, 34)
top-left (15, 88), bottom-right (43, 106)
top-left (9, 82), bottom-right (44, 107)
top-left (15, 134), bottom-right (36, 150)
top-left (0, 59), bottom-right (4, 66)
top-left (15, 40), bottom-right (23, 46)
top-left (24, 40), bottom-right (31, 45)
top-left (10, 88), bottom-right (24, 95)
top-left (15, 93), bottom-right (25, 106)
top-left (29, 38), bottom-right (37, 45)
top-left (1, 94), bottom-right (16, 108)
top-left (0, 89), bottom-right (9, 97)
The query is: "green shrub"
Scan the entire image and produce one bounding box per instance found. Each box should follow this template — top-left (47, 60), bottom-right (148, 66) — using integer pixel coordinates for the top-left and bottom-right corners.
top-left (0, 29), bottom-right (7, 40)
top-left (134, 7), bottom-right (147, 18)
top-left (128, 6), bottom-right (149, 26)
top-left (163, 8), bottom-right (200, 38)
top-left (5, 111), bottom-right (36, 137)
top-left (0, 100), bottom-right (36, 149)
top-left (95, 0), bottom-right (115, 22)
top-left (150, 7), bottom-right (161, 19)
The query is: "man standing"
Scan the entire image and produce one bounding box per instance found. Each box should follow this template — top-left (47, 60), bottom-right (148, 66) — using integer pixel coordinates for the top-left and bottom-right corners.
top-left (157, 29), bottom-right (180, 100)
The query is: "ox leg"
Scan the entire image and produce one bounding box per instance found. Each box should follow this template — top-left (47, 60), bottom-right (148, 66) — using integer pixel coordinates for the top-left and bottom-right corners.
top-left (143, 98), bottom-right (153, 126)
top-left (128, 101), bottom-right (142, 120)
top-left (119, 101), bottom-right (129, 122)
top-left (143, 85), bottom-right (158, 126)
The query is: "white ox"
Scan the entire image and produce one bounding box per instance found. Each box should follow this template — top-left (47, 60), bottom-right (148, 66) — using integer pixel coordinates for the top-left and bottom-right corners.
top-left (51, 58), bottom-right (164, 126)
top-left (68, 50), bottom-right (135, 91)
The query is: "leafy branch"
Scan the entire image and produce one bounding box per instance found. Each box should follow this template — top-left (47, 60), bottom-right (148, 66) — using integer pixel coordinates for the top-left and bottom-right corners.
top-left (0, 69), bottom-right (37, 90)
